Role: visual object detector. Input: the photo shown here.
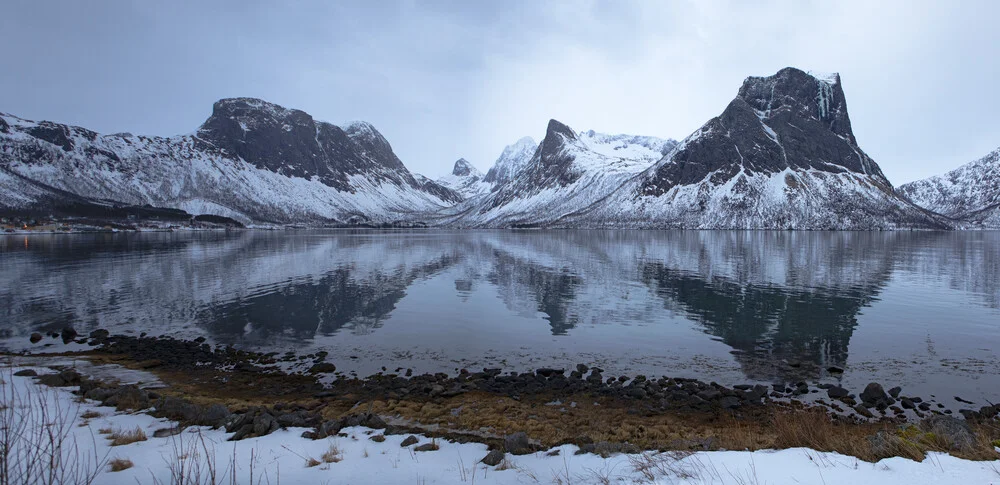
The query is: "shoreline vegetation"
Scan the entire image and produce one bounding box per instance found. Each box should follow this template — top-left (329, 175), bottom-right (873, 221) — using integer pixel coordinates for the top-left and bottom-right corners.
top-left (5, 332), bottom-right (1000, 468)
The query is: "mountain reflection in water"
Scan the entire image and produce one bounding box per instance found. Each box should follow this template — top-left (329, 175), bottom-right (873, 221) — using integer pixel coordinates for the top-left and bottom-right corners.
top-left (2, 230), bottom-right (998, 389)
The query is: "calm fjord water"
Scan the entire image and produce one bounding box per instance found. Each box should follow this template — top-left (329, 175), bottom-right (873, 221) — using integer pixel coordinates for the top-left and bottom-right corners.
top-left (2, 230), bottom-right (999, 402)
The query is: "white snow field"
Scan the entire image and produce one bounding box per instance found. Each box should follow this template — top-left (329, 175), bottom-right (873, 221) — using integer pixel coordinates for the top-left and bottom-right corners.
top-left (3, 367), bottom-right (1000, 485)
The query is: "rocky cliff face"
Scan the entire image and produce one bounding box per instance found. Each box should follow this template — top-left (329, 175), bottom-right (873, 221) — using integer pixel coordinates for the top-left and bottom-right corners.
top-left (898, 147), bottom-right (1000, 227)
top-left (642, 69), bottom-right (885, 197)
top-left (0, 99), bottom-right (458, 223)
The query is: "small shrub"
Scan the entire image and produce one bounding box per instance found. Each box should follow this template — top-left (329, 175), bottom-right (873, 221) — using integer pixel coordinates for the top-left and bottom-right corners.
top-left (108, 458), bottom-right (134, 472)
top-left (109, 426), bottom-right (148, 446)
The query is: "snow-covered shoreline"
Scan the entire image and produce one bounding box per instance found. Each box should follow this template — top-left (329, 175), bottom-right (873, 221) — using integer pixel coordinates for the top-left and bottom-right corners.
top-left (4, 366), bottom-right (1000, 484)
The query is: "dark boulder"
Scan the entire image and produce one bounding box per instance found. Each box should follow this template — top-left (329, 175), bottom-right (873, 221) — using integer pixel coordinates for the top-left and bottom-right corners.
top-left (535, 368), bottom-right (563, 378)
top-left (60, 327), bottom-right (78, 344)
top-left (920, 416), bottom-right (976, 451)
top-left (481, 449), bottom-right (505, 466)
top-left (504, 432), bottom-right (533, 455)
top-left (400, 435), bottom-right (419, 447)
top-left (29, 333), bottom-right (43, 344)
top-left (308, 363), bottom-right (337, 374)
top-left (827, 386), bottom-right (850, 399)
top-left (860, 383), bottom-right (892, 408)
top-left (13, 369), bottom-right (37, 377)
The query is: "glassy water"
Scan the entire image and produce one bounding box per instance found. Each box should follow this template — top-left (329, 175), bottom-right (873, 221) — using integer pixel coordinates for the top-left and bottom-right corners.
top-left (2, 230), bottom-right (998, 402)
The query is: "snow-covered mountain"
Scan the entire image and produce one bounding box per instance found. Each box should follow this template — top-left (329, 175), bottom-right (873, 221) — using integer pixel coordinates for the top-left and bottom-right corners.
top-left (435, 159), bottom-right (491, 199)
top-left (446, 68), bottom-right (952, 229)
top-left (435, 122), bottom-right (677, 227)
top-left (0, 98), bottom-right (460, 223)
top-left (898, 147), bottom-right (1000, 227)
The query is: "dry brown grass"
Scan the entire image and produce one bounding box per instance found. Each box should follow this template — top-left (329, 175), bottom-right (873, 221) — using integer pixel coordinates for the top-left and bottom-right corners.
top-left (108, 426), bottom-right (148, 446)
top-left (98, 427), bottom-right (113, 435)
top-left (321, 443), bottom-right (343, 463)
top-left (108, 457), bottom-right (134, 472)
top-left (305, 457), bottom-right (322, 467)
top-left (76, 353), bottom-right (1000, 463)
top-left (81, 410), bottom-right (102, 419)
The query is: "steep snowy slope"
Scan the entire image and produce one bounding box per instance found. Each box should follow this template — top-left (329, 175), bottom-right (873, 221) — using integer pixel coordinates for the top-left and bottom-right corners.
top-left (0, 99), bottom-right (459, 223)
top-left (898, 147), bottom-right (1000, 227)
top-left (447, 67), bottom-right (951, 229)
top-left (435, 159), bottom-right (491, 199)
top-left (482, 137), bottom-right (538, 186)
top-left (438, 121), bottom-right (674, 227)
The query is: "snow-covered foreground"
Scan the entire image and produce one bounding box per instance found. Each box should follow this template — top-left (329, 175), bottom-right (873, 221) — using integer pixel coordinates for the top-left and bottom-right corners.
top-left (4, 368), bottom-right (1000, 485)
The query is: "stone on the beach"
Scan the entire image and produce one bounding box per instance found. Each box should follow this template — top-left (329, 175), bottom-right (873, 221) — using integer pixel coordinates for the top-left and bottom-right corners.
top-left (860, 383), bottom-right (891, 407)
top-left (308, 363), bottom-right (337, 374)
top-left (827, 386), bottom-right (850, 399)
top-left (400, 435), bottom-right (419, 447)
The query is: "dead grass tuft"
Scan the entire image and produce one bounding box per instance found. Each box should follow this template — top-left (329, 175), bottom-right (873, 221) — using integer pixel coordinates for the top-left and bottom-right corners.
top-left (108, 457), bottom-right (133, 472)
top-left (321, 443), bottom-right (343, 463)
top-left (81, 410), bottom-right (102, 419)
top-left (305, 457), bottom-right (322, 467)
top-left (108, 426), bottom-right (148, 446)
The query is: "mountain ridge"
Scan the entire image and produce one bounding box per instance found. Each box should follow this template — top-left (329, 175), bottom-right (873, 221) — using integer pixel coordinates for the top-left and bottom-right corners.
top-left (898, 146), bottom-right (1000, 227)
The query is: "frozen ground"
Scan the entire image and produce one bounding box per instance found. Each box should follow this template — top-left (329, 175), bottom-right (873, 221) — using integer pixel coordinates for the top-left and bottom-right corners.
top-left (4, 367), bottom-right (1000, 484)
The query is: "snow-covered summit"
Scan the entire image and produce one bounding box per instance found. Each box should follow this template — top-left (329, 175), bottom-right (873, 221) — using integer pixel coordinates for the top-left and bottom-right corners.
top-left (483, 137), bottom-right (538, 185)
top-left (436, 158), bottom-right (490, 199)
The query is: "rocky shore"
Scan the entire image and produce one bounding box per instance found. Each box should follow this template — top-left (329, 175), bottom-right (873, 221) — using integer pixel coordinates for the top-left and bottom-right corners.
top-left (9, 331), bottom-right (1000, 462)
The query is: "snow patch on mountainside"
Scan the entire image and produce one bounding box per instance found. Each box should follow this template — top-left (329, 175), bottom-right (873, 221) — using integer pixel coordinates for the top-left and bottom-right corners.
top-left (576, 130), bottom-right (677, 168)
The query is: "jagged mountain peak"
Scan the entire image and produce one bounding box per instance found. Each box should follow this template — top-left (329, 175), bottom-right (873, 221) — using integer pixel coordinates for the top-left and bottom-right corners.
top-left (642, 66), bottom-right (886, 199)
top-left (451, 158), bottom-right (479, 177)
top-left (544, 119), bottom-right (577, 144)
top-left (737, 67), bottom-right (854, 143)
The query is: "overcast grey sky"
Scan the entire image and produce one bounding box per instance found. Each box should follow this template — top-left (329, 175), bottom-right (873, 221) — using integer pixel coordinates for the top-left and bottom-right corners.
top-left (1, 1), bottom-right (997, 184)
